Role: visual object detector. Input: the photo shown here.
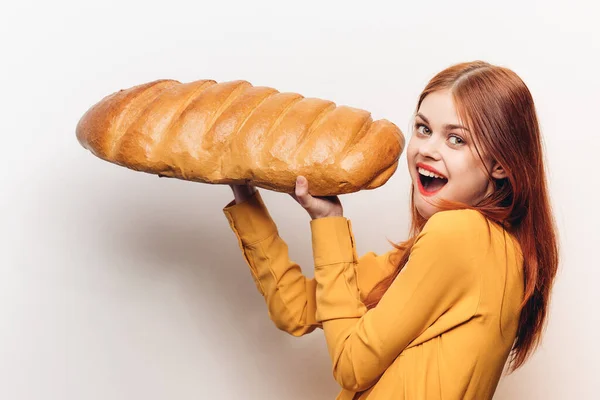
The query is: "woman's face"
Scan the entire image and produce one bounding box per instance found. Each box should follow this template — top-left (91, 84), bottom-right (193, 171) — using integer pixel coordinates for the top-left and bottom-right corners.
top-left (406, 89), bottom-right (506, 219)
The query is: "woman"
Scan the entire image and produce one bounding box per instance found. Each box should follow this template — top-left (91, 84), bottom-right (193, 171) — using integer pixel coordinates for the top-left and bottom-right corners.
top-left (222, 61), bottom-right (559, 399)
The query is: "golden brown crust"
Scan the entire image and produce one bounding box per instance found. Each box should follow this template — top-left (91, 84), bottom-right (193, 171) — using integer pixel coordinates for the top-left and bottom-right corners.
top-left (76, 78), bottom-right (405, 196)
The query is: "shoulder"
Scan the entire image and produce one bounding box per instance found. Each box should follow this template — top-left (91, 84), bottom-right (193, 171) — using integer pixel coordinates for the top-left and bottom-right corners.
top-left (421, 209), bottom-right (490, 239)
top-left (413, 209), bottom-right (491, 262)
top-left (406, 210), bottom-right (490, 285)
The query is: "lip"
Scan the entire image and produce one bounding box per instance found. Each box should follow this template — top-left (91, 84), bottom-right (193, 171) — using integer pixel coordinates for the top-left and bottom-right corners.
top-left (415, 162), bottom-right (447, 197)
top-left (416, 162), bottom-right (446, 179)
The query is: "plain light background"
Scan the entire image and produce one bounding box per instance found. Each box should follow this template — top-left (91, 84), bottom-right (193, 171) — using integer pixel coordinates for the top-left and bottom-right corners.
top-left (1, 0), bottom-right (598, 399)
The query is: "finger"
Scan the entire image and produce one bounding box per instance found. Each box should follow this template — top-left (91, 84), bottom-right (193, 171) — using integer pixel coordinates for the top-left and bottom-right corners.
top-left (295, 176), bottom-right (312, 208)
top-left (289, 192), bottom-right (300, 203)
top-left (289, 177), bottom-right (303, 202)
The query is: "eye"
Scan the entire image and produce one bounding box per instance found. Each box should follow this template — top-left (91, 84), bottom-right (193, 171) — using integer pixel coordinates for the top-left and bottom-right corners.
top-left (415, 123), bottom-right (431, 136)
top-left (448, 135), bottom-right (465, 146)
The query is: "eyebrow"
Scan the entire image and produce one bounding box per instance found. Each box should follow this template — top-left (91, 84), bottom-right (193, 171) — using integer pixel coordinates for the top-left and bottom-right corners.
top-left (416, 113), bottom-right (470, 132)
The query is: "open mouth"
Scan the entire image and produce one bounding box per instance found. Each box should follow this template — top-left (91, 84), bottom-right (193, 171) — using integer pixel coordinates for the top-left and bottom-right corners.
top-left (417, 167), bottom-right (448, 195)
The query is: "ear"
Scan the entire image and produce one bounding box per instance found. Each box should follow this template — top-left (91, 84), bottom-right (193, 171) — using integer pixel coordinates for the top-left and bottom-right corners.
top-left (490, 161), bottom-right (507, 180)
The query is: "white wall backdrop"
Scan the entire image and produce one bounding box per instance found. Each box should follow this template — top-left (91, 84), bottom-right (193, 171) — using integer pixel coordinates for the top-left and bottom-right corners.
top-left (1, 0), bottom-right (598, 398)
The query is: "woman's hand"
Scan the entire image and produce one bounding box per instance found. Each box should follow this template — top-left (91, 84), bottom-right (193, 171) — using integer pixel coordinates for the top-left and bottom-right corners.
top-left (229, 182), bottom-right (257, 204)
top-left (290, 176), bottom-right (343, 220)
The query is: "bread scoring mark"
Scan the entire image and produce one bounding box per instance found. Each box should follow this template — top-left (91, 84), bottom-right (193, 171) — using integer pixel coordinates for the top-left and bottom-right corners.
top-left (297, 102), bottom-right (336, 151)
top-left (149, 80), bottom-right (216, 165)
top-left (263, 95), bottom-right (304, 144)
top-left (206, 83), bottom-right (267, 178)
top-left (234, 93), bottom-right (304, 183)
top-left (108, 80), bottom-right (177, 159)
top-left (201, 81), bottom-right (252, 144)
top-left (220, 88), bottom-right (280, 179)
top-left (232, 88), bottom-right (279, 141)
top-left (340, 113), bottom-right (372, 161)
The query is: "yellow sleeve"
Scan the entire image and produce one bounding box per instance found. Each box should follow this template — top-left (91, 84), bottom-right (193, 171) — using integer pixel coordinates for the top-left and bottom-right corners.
top-left (223, 190), bottom-right (400, 337)
top-left (310, 210), bottom-right (483, 391)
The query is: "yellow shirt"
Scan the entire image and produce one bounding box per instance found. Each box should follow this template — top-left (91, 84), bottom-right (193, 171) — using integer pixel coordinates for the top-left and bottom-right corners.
top-left (222, 190), bottom-right (524, 400)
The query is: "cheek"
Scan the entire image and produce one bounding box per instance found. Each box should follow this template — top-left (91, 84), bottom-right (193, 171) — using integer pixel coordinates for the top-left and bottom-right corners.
top-left (448, 151), bottom-right (481, 180)
top-left (406, 139), bottom-right (418, 161)
top-left (449, 166), bottom-right (489, 200)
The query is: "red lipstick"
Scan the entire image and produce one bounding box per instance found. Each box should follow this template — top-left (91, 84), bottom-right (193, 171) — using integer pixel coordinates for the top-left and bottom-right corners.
top-left (416, 162), bottom-right (447, 196)
top-left (416, 162), bottom-right (446, 179)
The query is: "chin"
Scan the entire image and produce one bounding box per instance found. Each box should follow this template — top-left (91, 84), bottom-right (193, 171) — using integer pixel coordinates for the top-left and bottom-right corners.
top-left (416, 203), bottom-right (437, 220)
top-left (414, 193), bottom-right (439, 220)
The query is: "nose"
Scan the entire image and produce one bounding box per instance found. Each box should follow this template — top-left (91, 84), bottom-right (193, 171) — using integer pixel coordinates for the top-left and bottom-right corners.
top-left (419, 135), bottom-right (442, 160)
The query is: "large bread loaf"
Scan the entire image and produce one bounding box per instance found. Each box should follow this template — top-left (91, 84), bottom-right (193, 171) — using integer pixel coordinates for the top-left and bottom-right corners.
top-left (76, 78), bottom-right (405, 196)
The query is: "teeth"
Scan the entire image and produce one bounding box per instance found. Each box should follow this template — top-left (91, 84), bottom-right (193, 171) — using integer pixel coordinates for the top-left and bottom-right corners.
top-left (418, 167), bottom-right (445, 179)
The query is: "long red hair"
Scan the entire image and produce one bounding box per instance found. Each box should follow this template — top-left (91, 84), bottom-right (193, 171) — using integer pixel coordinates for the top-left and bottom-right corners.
top-left (362, 61), bottom-right (559, 372)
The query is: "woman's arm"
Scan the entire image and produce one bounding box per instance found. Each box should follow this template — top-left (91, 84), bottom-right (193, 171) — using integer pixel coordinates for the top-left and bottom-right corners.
top-left (310, 210), bottom-right (484, 391)
top-left (223, 187), bottom-right (401, 337)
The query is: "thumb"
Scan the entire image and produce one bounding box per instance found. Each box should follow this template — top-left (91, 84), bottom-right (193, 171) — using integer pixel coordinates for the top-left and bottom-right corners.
top-left (294, 176), bottom-right (313, 208)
